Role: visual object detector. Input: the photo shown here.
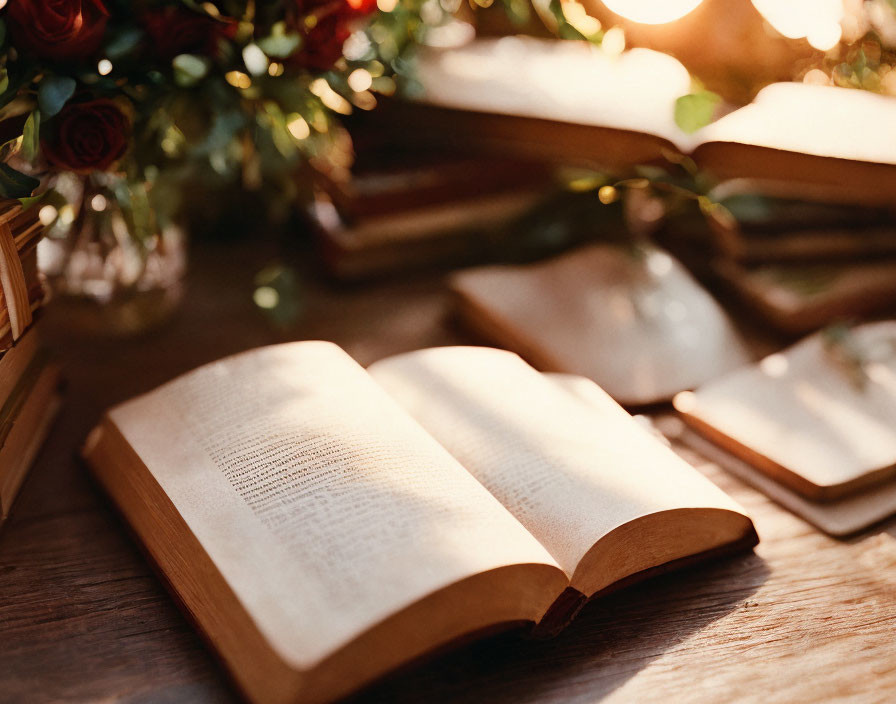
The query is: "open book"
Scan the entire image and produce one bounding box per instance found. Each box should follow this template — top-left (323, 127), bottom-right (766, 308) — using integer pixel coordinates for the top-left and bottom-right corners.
top-left (673, 321), bottom-right (896, 534)
top-left (675, 321), bottom-right (896, 502)
top-left (450, 244), bottom-right (752, 406)
top-left (360, 37), bottom-right (896, 206)
top-left (83, 343), bottom-right (757, 704)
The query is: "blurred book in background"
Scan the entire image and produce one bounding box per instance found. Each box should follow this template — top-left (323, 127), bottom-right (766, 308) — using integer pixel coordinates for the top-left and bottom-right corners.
top-left (0, 200), bottom-right (59, 528)
top-left (308, 152), bottom-right (555, 280)
top-left (673, 321), bottom-right (896, 535)
top-left (710, 259), bottom-right (896, 335)
top-left (703, 185), bottom-right (896, 263)
top-left (450, 243), bottom-right (752, 406)
top-left (354, 37), bottom-right (896, 205)
top-left (341, 35), bottom-right (896, 333)
top-left (658, 182), bottom-right (896, 334)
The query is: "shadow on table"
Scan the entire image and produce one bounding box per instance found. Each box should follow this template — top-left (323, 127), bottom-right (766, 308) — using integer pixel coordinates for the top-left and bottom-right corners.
top-left (348, 550), bottom-right (769, 704)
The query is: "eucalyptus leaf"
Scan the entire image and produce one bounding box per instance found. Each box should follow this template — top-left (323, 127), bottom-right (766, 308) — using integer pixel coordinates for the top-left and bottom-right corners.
top-left (674, 90), bottom-right (721, 134)
top-left (105, 28), bottom-right (143, 59)
top-left (0, 163), bottom-right (39, 199)
top-left (0, 69), bottom-right (8, 97)
top-left (0, 66), bottom-right (34, 112)
top-left (261, 103), bottom-right (297, 158)
top-left (22, 109), bottom-right (40, 163)
top-left (197, 110), bottom-right (245, 156)
top-left (172, 54), bottom-right (210, 87)
top-left (38, 75), bottom-right (76, 117)
top-left (0, 137), bottom-right (20, 162)
top-left (257, 32), bottom-right (301, 59)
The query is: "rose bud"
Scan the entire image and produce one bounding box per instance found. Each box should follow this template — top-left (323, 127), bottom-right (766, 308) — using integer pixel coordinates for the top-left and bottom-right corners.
top-left (142, 7), bottom-right (237, 59)
top-left (8, 0), bottom-right (110, 61)
top-left (288, 0), bottom-right (376, 71)
top-left (42, 99), bottom-right (131, 174)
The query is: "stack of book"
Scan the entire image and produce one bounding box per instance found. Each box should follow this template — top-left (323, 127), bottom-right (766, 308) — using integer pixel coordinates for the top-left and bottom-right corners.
top-left (688, 185), bottom-right (896, 335)
top-left (0, 199), bottom-right (59, 528)
top-left (352, 36), bottom-right (896, 331)
top-left (673, 320), bottom-right (896, 536)
top-left (355, 37), bottom-right (896, 200)
top-left (307, 150), bottom-right (555, 280)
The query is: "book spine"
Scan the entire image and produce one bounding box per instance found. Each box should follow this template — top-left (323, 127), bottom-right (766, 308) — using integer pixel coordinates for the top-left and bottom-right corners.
top-left (528, 587), bottom-right (589, 639)
top-left (0, 215), bottom-right (33, 341)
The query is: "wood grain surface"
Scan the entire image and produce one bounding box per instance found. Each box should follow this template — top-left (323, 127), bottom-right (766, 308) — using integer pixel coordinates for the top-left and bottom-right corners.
top-left (1, 240), bottom-right (894, 704)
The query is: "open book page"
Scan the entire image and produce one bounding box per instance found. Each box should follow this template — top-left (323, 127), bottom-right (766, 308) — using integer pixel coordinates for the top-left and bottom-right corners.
top-left (449, 244), bottom-right (752, 406)
top-left (697, 82), bottom-right (896, 165)
top-left (416, 39), bottom-right (896, 165)
top-left (368, 346), bottom-right (750, 592)
top-left (106, 342), bottom-right (562, 671)
top-left (415, 37), bottom-right (696, 149)
top-left (675, 321), bottom-right (896, 499)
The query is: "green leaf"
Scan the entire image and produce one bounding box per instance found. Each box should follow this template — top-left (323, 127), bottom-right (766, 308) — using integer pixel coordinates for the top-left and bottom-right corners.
top-left (256, 34), bottom-right (300, 58)
top-left (22, 109), bottom-right (40, 163)
top-left (261, 102), bottom-right (296, 158)
top-left (257, 32), bottom-right (301, 59)
top-left (0, 69), bottom-right (8, 97)
top-left (38, 75), bottom-right (76, 117)
top-left (172, 54), bottom-right (210, 87)
top-left (18, 192), bottom-right (46, 210)
top-left (105, 28), bottom-right (143, 59)
top-left (0, 163), bottom-right (39, 199)
top-left (0, 66), bottom-right (33, 111)
top-left (674, 90), bottom-right (721, 134)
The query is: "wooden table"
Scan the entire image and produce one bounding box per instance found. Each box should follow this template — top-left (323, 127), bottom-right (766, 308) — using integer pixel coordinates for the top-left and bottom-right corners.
top-left (1, 240), bottom-right (895, 704)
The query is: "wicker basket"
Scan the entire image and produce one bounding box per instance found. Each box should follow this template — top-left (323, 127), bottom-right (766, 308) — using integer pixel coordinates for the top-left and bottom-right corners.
top-left (0, 200), bottom-right (47, 351)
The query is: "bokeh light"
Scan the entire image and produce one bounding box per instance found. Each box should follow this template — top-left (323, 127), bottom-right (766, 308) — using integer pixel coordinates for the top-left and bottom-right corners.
top-left (601, 0), bottom-right (704, 25)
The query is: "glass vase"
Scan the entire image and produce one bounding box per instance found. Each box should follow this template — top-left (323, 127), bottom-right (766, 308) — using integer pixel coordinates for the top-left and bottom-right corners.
top-left (39, 173), bottom-right (186, 336)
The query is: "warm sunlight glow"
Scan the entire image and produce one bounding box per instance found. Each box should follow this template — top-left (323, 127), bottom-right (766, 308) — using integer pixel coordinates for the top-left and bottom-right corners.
top-left (752, 0), bottom-right (844, 50)
top-left (601, 0), bottom-right (704, 24)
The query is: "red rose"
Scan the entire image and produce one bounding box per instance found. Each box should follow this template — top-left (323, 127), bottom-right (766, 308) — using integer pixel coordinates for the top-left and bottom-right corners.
top-left (142, 7), bottom-right (237, 59)
top-left (42, 99), bottom-right (130, 174)
top-left (7, 0), bottom-right (109, 60)
top-left (289, 0), bottom-right (375, 70)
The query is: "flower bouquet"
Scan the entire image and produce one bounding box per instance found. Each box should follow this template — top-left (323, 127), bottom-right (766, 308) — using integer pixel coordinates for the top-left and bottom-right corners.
top-left (0, 0), bottom-right (489, 326)
top-left (1, 0), bottom-right (403, 193)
